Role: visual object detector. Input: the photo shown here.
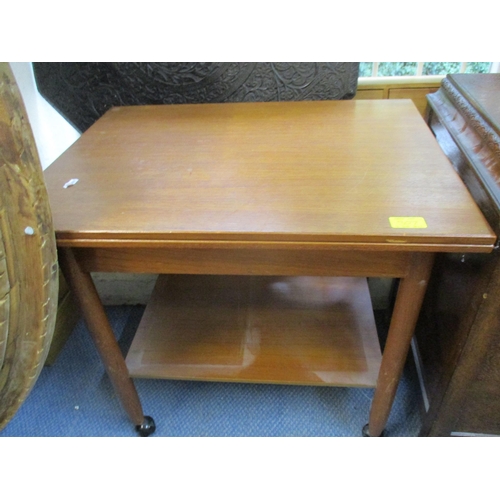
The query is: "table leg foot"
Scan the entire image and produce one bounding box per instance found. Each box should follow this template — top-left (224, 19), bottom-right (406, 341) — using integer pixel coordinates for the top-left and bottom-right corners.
top-left (136, 416), bottom-right (156, 437)
top-left (362, 423), bottom-right (386, 437)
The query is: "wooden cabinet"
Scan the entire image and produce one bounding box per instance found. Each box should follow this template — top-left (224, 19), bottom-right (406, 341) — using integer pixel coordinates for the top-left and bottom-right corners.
top-left (355, 76), bottom-right (443, 117)
top-left (417, 74), bottom-right (500, 436)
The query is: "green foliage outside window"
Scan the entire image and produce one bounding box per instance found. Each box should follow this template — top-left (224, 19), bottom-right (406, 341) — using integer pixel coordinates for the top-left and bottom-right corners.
top-left (378, 62), bottom-right (418, 76)
top-left (359, 62), bottom-right (492, 77)
top-left (465, 62), bottom-right (490, 73)
top-left (422, 62), bottom-right (461, 75)
top-left (359, 63), bottom-right (373, 77)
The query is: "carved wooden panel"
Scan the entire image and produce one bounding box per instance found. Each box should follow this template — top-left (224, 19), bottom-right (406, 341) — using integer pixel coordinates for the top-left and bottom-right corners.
top-left (427, 74), bottom-right (500, 210)
top-left (33, 62), bottom-right (359, 132)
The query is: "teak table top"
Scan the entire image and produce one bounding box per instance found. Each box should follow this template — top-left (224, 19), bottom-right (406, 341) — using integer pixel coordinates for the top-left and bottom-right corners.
top-left (44, 100), bottom-right (495, 252)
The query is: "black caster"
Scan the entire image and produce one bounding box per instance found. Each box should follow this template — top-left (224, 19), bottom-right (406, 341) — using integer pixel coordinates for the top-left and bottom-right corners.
top-left (136, 416), bottom-right (156, 436)
top-left (362, 424), bottom-right (386, 437)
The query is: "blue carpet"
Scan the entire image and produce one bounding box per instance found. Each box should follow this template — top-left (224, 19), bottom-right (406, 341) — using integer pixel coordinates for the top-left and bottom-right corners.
top-left (1, 306), bottom-right (422, 437)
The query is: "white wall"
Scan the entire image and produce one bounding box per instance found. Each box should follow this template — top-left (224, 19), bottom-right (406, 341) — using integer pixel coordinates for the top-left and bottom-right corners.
top-left (9, 62), bottom-right (81, 170)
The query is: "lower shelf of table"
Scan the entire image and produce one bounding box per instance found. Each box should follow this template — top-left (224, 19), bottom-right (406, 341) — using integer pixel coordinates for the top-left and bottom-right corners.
top-left (125, 274), bottom-right (382, 387)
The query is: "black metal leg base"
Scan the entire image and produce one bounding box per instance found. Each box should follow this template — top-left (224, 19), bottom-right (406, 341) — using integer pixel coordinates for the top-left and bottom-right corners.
top-left (362, 424), bottom-right (387, 437)
top-left (136, 416), bottom-right (156, 436)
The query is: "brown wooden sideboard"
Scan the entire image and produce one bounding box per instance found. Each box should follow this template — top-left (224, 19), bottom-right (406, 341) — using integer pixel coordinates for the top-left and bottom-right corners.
top-left (416, 73), bottom-right (500, 436)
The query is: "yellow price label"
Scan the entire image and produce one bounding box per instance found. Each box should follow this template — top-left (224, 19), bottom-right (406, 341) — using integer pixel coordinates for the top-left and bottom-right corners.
top-left (389, 217), bottom-right (427, 229)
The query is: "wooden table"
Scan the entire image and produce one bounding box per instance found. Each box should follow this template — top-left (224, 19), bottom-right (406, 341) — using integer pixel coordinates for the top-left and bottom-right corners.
top-left (43, 100), bottom-right (495, 436)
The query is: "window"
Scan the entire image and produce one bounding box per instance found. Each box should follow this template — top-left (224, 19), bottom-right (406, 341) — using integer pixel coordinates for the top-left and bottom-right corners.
top-left (359, 62), bottom-right (496, 78)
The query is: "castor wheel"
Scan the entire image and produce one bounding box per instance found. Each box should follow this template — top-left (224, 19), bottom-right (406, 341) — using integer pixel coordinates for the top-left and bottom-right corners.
top-left (362, 424), bottom-right (386, 437)
top-left (136, 416), bottom-right (156, 436)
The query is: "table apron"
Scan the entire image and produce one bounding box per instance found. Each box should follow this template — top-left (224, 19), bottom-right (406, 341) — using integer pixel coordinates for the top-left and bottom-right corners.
top-left (71, 246), bottom-right (412, 278)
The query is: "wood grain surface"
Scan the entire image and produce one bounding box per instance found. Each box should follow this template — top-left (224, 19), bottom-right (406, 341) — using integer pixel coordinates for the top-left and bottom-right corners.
top-left (43, 100), bottom-right (495, 252)
top-left (74, 246), bottom-right (412, 277)
top-left (126, 275), bottom-right (382, 387)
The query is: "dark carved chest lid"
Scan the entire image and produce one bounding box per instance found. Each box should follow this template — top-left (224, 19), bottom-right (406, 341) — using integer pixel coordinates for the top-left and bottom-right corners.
top-left (448, 74), bottom-right (500, 136)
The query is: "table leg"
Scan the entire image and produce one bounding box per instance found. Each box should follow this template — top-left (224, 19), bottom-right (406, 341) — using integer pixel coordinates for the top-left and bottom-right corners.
top-left (58, 248), bottom-right (155, 436)
top-left (366, 252), bottom-right (435, 437)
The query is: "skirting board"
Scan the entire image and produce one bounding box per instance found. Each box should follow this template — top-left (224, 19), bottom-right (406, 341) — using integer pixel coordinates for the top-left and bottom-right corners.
top-left (91, 273), bottom-right (158, 305)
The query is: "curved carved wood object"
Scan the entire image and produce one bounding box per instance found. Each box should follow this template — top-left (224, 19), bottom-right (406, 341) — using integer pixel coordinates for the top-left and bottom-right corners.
top-left (0, 62), bottom-right (58, 430)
